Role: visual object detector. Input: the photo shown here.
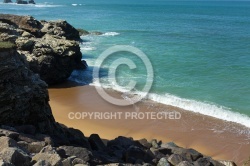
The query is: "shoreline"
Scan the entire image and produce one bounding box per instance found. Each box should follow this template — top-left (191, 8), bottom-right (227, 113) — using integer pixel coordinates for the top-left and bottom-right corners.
top-left (48, 82), bottom-right (250, 165)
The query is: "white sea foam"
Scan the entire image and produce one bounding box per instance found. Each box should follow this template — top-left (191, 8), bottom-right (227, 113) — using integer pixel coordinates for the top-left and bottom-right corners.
top-left (34, 4), bottom-right (63, 8)
top-left (3, 2), bottom-right (63, 8)
top-left (89, 79), bottom-right (250, 128)
top-left (147, 93), bottom-right (250, 128)
top-left (101, 32), bottom-right (120, 36)
top-left (72, 4), bottom-right (77, 6)
top-left (80, 46), bottom-right (96, 51)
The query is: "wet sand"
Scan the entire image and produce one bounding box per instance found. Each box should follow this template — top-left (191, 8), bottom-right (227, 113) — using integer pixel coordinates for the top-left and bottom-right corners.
top-left (48, 83), bottom-right (250, 165)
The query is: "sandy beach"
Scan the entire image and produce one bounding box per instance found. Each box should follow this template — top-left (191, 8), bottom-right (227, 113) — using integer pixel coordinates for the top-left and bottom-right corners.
top-left (49, 82), bottom-right (250, 165)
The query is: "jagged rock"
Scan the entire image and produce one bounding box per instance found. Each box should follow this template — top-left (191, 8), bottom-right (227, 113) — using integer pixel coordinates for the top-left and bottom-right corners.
top-left (168, 154), bottom-right (185, 166)
top-left (161, 142), bottom-right (179, 149)
top-left (0, 126), bottom-right (17, 132)
top-left (40, 145), bottom-right (58, 154)
top-left (35, 134), bottom-right (54, 146)
top-left (157, 158), bottom-right (170, 166)
top-left (0, 14), bottom-right (87, 85)
top-left (181, 149), bottom-right (202, 162)
top-left (90, 31), bottom-right (103, 36)
top-left (194, 157), bottom-right (213, 166)
top-left (107, 136), bottom-right (135, 149)
top-left (16, 0), bottom-right (28, 4)
top-left (150, 148), bottom-right (166, 160)
top-left (0, 46), bottom-right (90, 146)
top-left (41, 20), bottom-right (80, 40)
top-left (28, 141), bottom-right (46, 153)
top-left (16, 34), bottom-right (84, 84)
top-left (177, 161), bottom-right (194, 166)
top-left (28, 0), bottom-right (35, 4)
top-left (0, 147), bottom-right (31, 166)
top-left (62, 156), bottom-right (77, 166)
top-left (15, 125), bottom-right (36, 135)
top-left (0, 129), bottom-right (19, 140)
top-left (0, 160), bottom-right (14, 166)
top-left (151, 139), bottom-right (160, 149)
top-left (0, 47), bottom-right (56, 133)
top-left (0, 14), bottom-right (42, 36)
top-left (58, 146), bottom-right (92, 162)
top-left (3, 0), bottom-right (12, 3)
top-left (17, 141), bottom-right (29, 151)
top-left (77, 29), bottom-right (90, 36)
top-left (219, 161), bottom-right (237, 166)
top-left (136, 138), bottom-right (152, 149)
top-left (125, 146), bottom-right (146, 163)
top-left (32, 153), bottom-right (62, 166)
top-left (88, 134), bottom-right (106, 151)
top-left (157, 148), bottom-right (172, 156)
top-left (33, 160), bottom-right (51, 166)
top-left (0, 137), bottom-right (18, 150)
top-left (66, 128), bottom-right (91, 149)
top-left (72, 158), bottom-right (86, 165)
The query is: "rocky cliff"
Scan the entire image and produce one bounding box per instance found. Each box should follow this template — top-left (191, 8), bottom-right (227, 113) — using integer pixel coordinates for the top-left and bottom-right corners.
top-left (0, 45), bottom-right (90, 148)
top-left (0, 14), bottom-right (86, 85)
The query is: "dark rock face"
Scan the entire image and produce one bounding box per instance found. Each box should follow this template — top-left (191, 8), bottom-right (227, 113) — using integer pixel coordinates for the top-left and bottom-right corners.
top-left (15, 0), bottom-right (35, 4)
top-left (88, 134), bottom-right (106, 151)
top-left (0, 47), bottom-right (90, 147)
top-left (41, 20), bottom-right (80, 40)
top-left (0, 48), bottom-right (55, 134)
top-left (3, 0), bottom-right (12, 3)
top-left (28, 0), bottom-right (35, 4)
top-left (0, 126), bottom-right (236, 166)
top-left (0, 14), bottom-right (86, 85)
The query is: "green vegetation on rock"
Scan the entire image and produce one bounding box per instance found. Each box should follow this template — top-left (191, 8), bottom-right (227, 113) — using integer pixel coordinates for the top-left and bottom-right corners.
top-left (0, 41), bottom-right (15, 49)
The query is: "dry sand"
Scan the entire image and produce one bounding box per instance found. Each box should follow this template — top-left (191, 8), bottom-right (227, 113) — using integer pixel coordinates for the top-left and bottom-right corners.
top-left (48, 82), bottom-right (250, 165)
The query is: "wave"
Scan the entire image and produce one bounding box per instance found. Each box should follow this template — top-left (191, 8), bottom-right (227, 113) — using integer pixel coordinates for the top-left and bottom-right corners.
top-left (72, 4), bottom-right (84, 6)
top-left (147, 93), bottom-right (250, 128)
top-left (80, 46), bottom-right (96, 51)
top-left (1, 2), bottom-right (63, 7)
top-left (101, 32), bottom-right (120, 36)
top-left (34, 4), bottom-right (63, 8)
top-left (88, 79), bottom-right (250, 128)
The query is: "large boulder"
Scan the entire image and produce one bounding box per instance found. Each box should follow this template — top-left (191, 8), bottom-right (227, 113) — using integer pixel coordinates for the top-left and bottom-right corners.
top-left (57, 146), bottom-right (92, 162)
top-left (0, 46), bottom-right (55, 134)
top-left (0, 147), bottom-right (31, 166)
top-left (40, 20), bottom-right (80, 40)
top-left (0, 14), bottom-right (86, 85)
top-left (0, 46), bottom-right (90, 147)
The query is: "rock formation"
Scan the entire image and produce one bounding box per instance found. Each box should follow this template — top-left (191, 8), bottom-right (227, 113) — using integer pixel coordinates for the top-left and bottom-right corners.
top-left (0, 14), bottom-right (86, 85)
top-left (0, 44), bottom-right (90, 148)
top-left (16, 0), bottom-right (35, 4)
top-left (0, 125), bottom-right (236, 166)
top-left (3, 0), bottom-right (12, 3)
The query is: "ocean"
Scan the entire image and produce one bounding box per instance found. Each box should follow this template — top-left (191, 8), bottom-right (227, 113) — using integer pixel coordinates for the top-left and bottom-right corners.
top-left (1, 0), bottom-right (250, 127)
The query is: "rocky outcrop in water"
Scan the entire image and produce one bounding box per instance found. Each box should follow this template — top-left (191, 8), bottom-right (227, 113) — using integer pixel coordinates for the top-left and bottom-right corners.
top-left (0, 14), bottom-right (86, 85)
top-left (16, 0), bottom-right (35, 4)
top-left (3, 0), bottom-right (12, 3)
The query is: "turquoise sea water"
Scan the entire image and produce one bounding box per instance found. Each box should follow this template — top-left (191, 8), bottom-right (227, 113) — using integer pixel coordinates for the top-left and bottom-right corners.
top-left (1, 0), bottom-right (250, 127)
